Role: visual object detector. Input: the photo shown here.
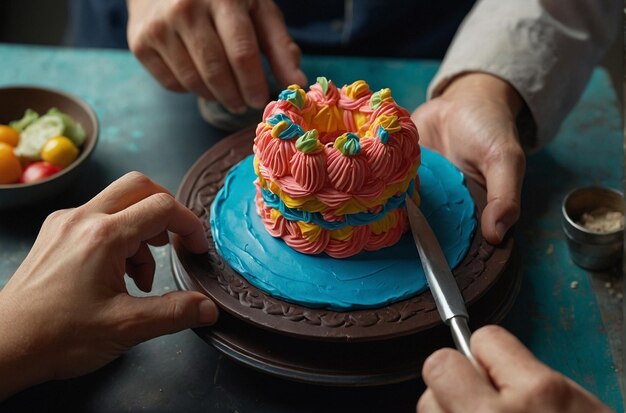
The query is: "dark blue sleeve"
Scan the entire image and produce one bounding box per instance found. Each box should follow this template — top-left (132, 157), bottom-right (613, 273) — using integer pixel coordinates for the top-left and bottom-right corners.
top-left (276, 0), bottom-right (476, 59)
top-left (64, 0), bottom-right (128, 49)
top-left (64, 0), bottom-right (474, 58)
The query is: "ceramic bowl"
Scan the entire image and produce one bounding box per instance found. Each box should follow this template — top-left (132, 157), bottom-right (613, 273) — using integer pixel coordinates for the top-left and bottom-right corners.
top-left (0, 86), bottom-right (98, 209)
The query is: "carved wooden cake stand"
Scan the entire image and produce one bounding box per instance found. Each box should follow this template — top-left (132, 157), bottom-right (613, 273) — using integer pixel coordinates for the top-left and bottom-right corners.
top-left (171, 128), bottom-right (521, 386)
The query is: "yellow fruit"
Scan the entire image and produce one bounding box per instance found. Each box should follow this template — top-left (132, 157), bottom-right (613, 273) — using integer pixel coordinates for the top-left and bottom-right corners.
top-left (0, 142), bottom-right (22, 184)
top-left (41, 136), bottom-right (79, 169)
top-left (0, 125), bottom-right (20, 147)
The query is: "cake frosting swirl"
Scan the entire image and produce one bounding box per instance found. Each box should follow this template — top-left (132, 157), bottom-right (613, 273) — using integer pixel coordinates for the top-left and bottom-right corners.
top-left (253, 77), bottom-right (420, 258)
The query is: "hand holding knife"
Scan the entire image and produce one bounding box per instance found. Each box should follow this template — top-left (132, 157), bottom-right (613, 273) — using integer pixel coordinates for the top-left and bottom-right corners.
top-left (405, 194), bottom-right (482, 372)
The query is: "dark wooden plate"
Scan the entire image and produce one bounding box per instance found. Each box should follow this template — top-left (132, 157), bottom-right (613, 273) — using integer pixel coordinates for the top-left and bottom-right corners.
top-left (170, 128), bottom-right (521, 385)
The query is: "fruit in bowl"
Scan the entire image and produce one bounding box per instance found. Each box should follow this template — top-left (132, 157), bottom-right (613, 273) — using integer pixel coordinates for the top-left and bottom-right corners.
top-left (0, 86), bottom-right (99, 210)
top-left (0, 108), bottom-right (86, 184)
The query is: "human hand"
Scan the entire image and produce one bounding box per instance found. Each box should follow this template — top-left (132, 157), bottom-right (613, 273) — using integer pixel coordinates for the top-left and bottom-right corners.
top-left (417, 325), bottom-right (612, 413)
top-left (412, 73), bottom-right (526, 244)
top-left (127, 0), bottom-right (307, 114)
top-left (0, 172), bottom-right (218, 400)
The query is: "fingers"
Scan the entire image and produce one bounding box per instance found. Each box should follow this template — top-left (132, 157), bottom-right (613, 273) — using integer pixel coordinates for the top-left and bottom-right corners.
top-left (82, 172), bottom-right (207, 254)
top-left (126, 242), bottom-right (155, 293)
top-left (116, 192), bottom-right (208, 254)
top-left (470, 325), bottom-right (548, 391)
top-left (175, 11), bottom-right (247, 112)
top-left (252, 0), bottom-right (307, 88)
top-left (153, 30), bottom-right (216, 101)
top-left (132, 48), bottom-right (187, 93)
top-left (128, 0), bottom-right (281, 113)
top-left (416, 389), bottom-right (446, 413)
top-left (480, 144), bottom-right (525, 244)
top-left (128, 2), bottom-right (215, 100)
top-left (112, 291), bottom-right (219, 345)
top-left (212, 1), bottom-right (269, 109)
top-left (82, 172), bottom-right (171, 214)
top-left (421, 348), bottom-right (497, 412)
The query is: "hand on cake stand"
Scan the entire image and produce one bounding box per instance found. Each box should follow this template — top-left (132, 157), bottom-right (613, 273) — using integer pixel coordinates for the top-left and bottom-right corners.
top-left (126, 0), bottom-right (307, 114)
top-left (0, 172), bottom-right (218, 401)
top-left (416, 325), bottom-right (612, 413)
top-left (411, 72), bottom-right (526, 244)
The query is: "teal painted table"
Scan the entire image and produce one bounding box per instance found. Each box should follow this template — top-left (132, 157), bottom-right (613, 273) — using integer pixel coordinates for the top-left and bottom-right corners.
top-left (0, 44), bottom-right (623, 412)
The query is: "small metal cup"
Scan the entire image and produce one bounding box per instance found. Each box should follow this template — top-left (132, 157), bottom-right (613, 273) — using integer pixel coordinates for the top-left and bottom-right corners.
top-left (562, 186), bottom-right (624, 271)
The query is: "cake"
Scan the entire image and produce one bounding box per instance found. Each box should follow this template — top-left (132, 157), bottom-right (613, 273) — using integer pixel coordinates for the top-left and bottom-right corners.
top-left (252, 77), bottom-right (421, 258)
top-left (200, 77), bottom-right (477, 311)
top-left (173, 128), bottom-right (517, 334)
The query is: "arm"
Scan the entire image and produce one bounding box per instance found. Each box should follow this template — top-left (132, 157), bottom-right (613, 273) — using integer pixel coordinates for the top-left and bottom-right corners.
top-left (126, 0), bottom-right (307, 114)
top-left (428, 0), bottom-right (621, 149)
top-left (413, 0), bottom-right (620, 243)
top-left (417, 325), bottom-right (613, 413)
top-left (0, 172), bottom-right (218, 400)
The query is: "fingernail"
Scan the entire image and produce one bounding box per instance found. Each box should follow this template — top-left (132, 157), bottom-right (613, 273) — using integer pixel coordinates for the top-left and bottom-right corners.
top-left (495, 221), bottom-right (508, 242)
top-left (198, 299), bottom-right (219, 325)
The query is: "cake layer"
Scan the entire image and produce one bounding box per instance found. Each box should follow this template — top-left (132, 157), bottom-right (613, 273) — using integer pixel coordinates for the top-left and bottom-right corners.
top-left (210, 148), bottom-right (476, 310)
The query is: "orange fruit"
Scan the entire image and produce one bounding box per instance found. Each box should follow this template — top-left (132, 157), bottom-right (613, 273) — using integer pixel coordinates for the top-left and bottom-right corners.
top-left (0, 125), bottom-right (20, 147)
top-left (0, 142), bottom-right (22, 184)
top-left (41, 136), bottom-right (79, 168)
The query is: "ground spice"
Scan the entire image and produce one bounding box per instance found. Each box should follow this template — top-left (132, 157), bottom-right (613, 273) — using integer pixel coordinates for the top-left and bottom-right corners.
top-left (577, 208), bottom-right (624, 233)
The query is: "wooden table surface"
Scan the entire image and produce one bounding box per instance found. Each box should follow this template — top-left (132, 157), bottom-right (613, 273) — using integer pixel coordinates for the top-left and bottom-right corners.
top-left (0, 44), bottom-right (623, 412)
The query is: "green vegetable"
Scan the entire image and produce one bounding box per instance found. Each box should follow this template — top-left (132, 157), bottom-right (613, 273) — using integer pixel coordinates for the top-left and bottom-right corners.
top-left (13, 107), bottom-right (86, 160)
top-left (46, 108), bottom-right (86, 147)
top-left (9, 109), bottom-right (39, 132)
top-left (14, 114), bottom-right (65, 160)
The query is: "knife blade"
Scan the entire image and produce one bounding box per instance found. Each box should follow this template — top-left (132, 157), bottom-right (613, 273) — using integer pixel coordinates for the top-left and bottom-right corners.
top-left (405, 194), bottom-right (479, 367)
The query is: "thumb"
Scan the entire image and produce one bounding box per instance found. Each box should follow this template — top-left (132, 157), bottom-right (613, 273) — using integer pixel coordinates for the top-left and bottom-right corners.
top-left (113, 291), bottom-right (219, 345)
top-left (480, 142), bottom-right (525, 244)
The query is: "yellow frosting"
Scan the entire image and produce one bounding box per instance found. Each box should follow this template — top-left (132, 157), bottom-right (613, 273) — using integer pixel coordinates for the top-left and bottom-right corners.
top-left (311, 105), bottom-right (345, 133)
top-left (270, 208), bottom-right (282, 222)
top-left (345, 80), bottom-right (369, 99)
top-left (353, 112), bottom-right (369, 135)
top-left (266, 181), bottom-right (326, 211)
top-left (297, 221), bottom-right (323, 242)
top-left (264, 205), bottom-right (405, 241)
top-left (370, 210), bottom-right (399, 235)
top-left (271, 120), bottom-right (290, 139)
top-left (373, 114), bottom-right (401, 134)
top-left (329, 226), bottom-right (354, 241)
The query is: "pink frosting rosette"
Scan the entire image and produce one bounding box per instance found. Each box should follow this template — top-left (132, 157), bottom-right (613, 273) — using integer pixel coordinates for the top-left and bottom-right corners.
top-left (325, 132), bottom-right (369, 194)
top-left (289, 130), bottom-right (327, 194)
top-left (257, 112), bottom-right (302, 178)
top-left (282, 225), bottom-right (330, 255)
top-left (325, 225), bottom-right (370, 258)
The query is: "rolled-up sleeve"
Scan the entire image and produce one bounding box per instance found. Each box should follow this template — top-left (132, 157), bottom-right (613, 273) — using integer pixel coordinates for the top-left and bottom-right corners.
top-left (427, 0), bottom-right (621, 150)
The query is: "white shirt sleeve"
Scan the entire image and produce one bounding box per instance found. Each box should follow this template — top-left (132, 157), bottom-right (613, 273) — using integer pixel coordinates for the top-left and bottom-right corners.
top-left (427, 0), bottom-right (621, 150)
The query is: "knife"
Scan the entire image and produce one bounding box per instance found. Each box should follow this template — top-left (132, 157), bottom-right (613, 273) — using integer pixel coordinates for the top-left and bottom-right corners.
top-left (405, 194), bottom-right (480, 369)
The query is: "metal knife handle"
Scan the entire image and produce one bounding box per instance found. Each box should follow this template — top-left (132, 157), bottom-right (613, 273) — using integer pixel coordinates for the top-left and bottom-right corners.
top-left (450, 316), bottom-right (474, 361)
top-left (450, 316), bottom-right (486, 377)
